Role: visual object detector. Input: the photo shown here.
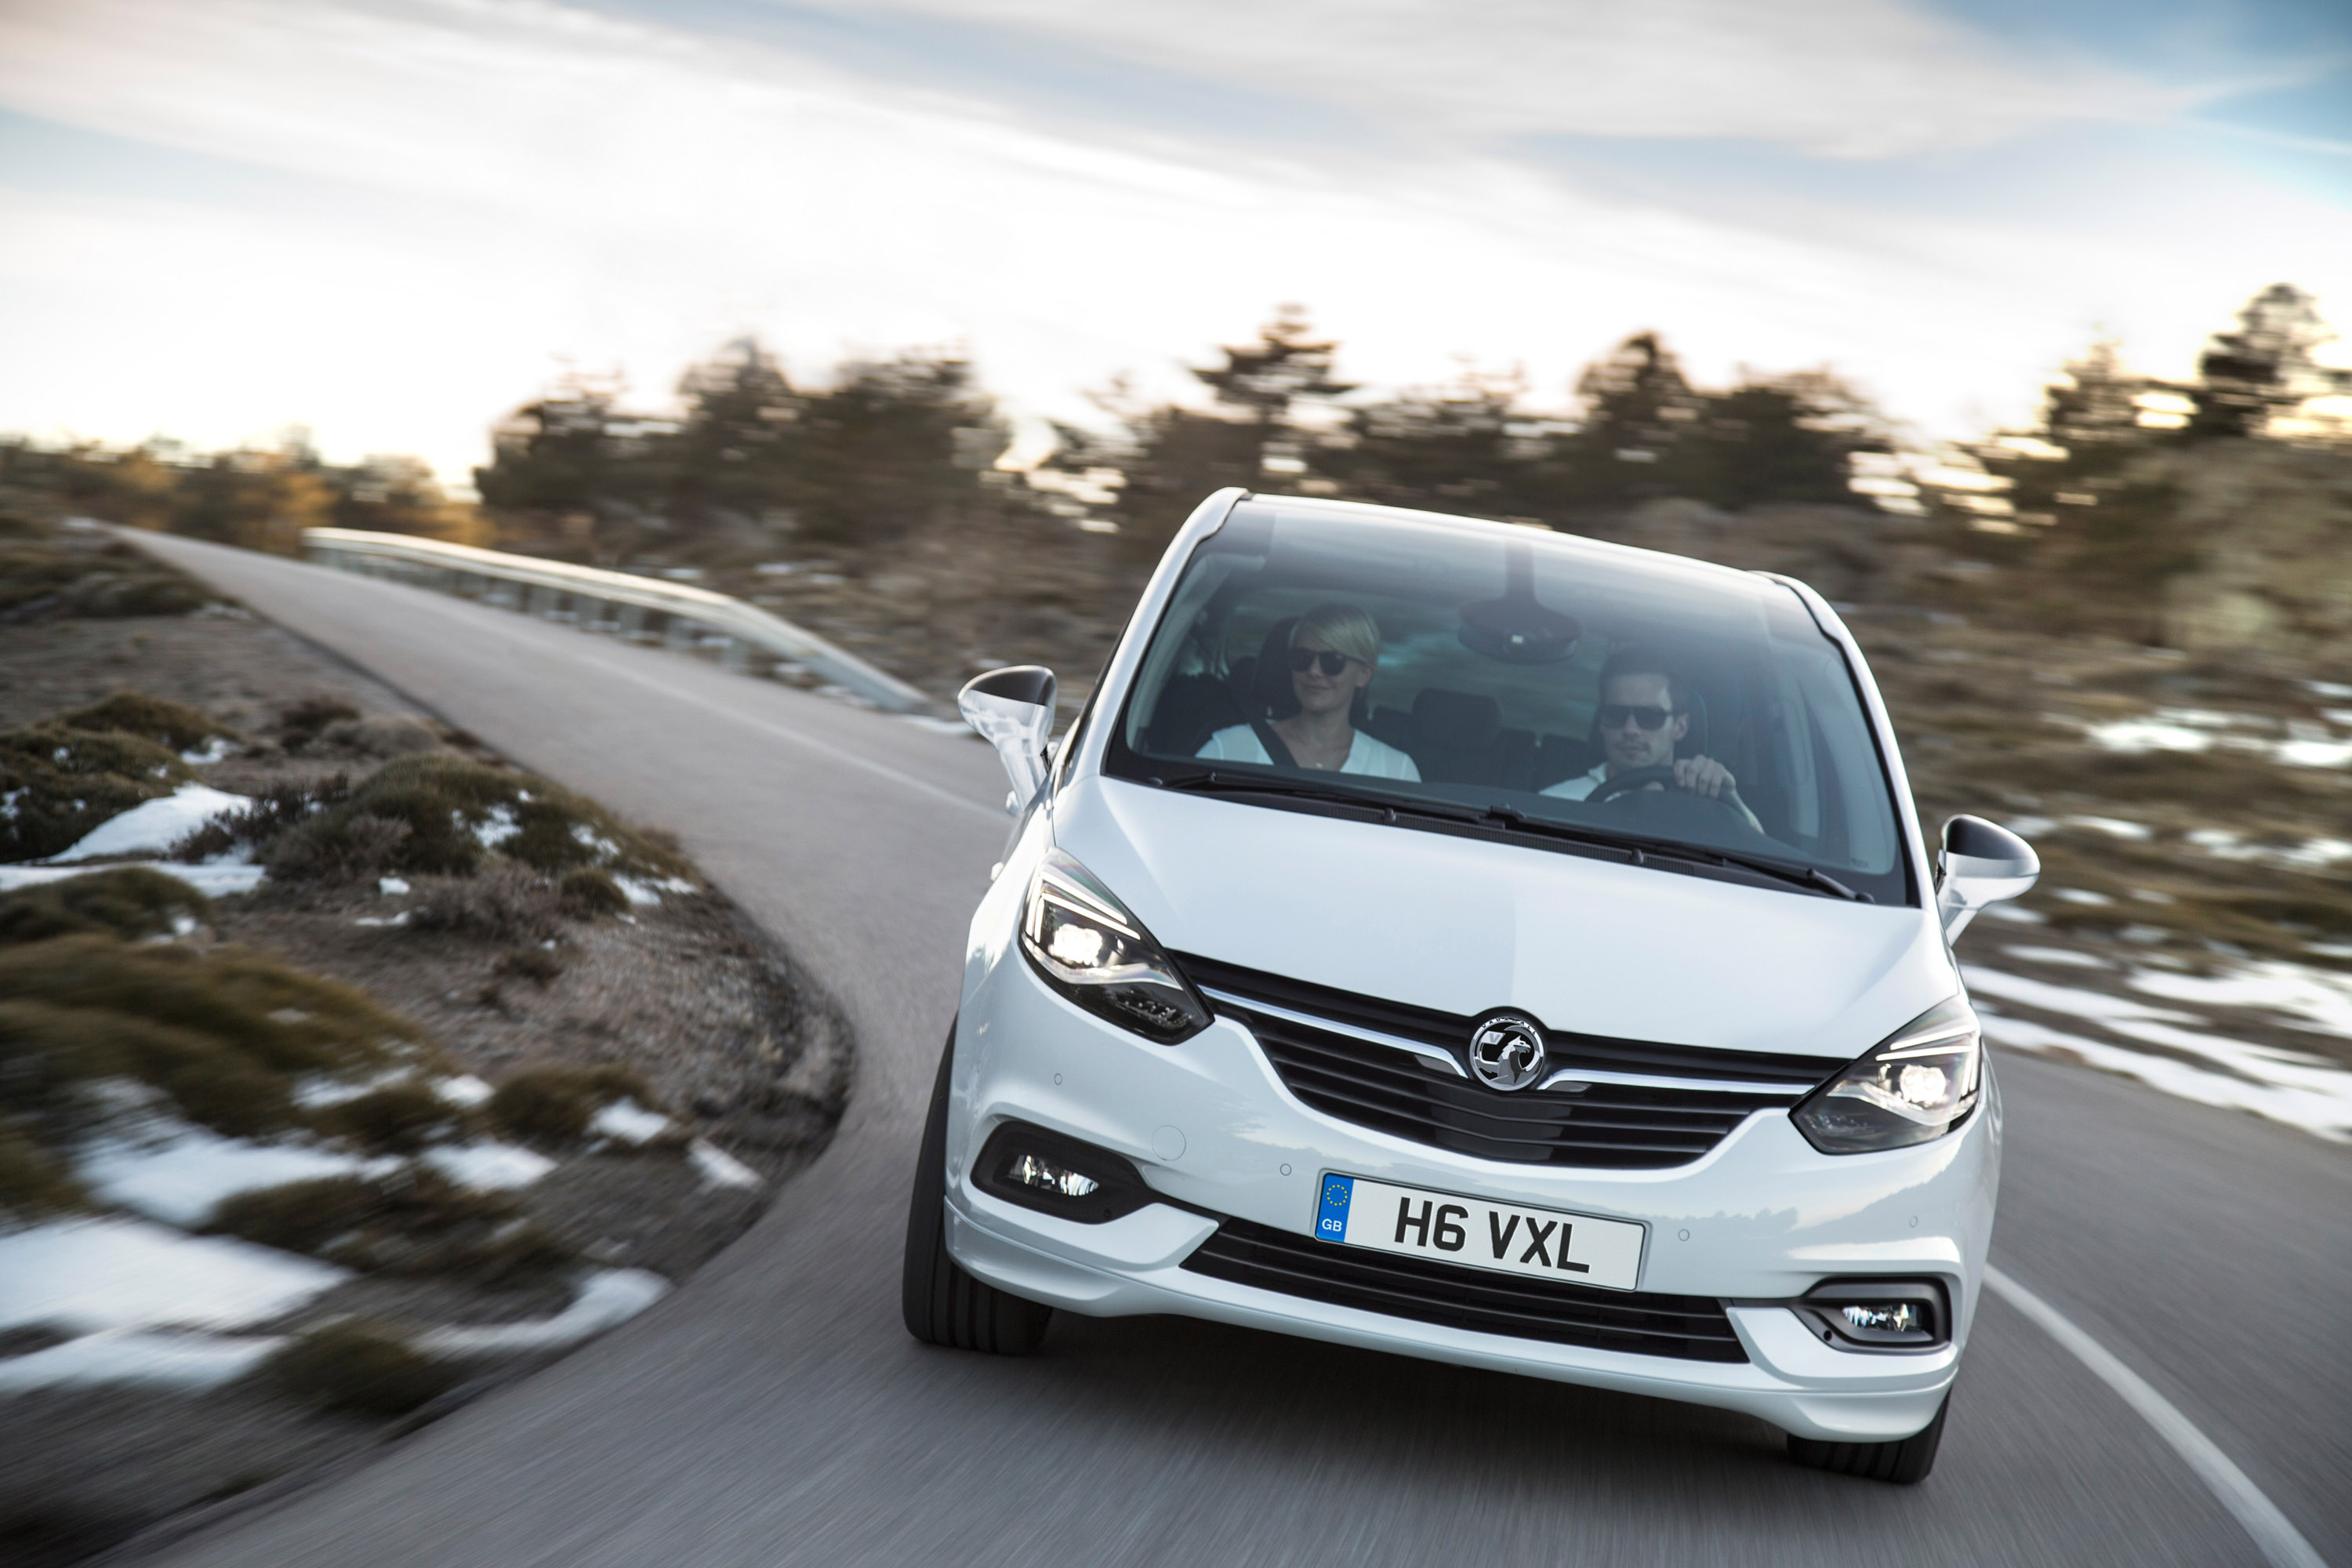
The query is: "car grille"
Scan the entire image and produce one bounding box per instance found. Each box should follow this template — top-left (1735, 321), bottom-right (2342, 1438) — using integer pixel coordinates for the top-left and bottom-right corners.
top-left (1176, 953), bottom-right (1846, 1170)
top-left (1182, 1217), bottom-right (1748, 1363)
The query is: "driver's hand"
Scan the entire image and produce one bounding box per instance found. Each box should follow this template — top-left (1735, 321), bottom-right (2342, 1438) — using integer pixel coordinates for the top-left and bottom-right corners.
top-left (1673, 756), bottom-right (1736, 798)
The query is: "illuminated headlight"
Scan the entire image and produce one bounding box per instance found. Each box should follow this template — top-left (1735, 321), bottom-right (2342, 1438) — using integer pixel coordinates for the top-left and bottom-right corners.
top-left (1790, 996), bottom-right (1982, 1155)
top-left (1020, 849), bottom-right (1210, 1044)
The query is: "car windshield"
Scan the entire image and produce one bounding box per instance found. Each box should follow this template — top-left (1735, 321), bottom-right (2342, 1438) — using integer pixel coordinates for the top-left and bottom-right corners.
top-left (1104, 499), bottom-right (1914, 906)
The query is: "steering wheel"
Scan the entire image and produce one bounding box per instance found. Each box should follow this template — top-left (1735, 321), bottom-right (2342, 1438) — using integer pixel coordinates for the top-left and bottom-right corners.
top-left (1586, 765), bottom-right (1678, 803)
top-left (1588, 765), bottom-right (1751, 821)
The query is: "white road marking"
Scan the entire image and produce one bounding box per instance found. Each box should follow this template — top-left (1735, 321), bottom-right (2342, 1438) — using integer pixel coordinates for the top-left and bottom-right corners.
top-left (1987, 1266), bottom-right (2326, 1568)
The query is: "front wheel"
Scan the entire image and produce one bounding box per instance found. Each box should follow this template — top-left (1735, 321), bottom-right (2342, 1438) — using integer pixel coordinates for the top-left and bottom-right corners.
top-left (1787, 1394), bottom-right (1948, 1484)
top-left (900, 1022), bottom-right (1054, 1355)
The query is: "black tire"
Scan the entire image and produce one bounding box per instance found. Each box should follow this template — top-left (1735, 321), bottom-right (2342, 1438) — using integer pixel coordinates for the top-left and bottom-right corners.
top-left (900, 1022), bottom-right (1054, 1355)
top-left (1787, 1394), bottom-right (1948, 1484)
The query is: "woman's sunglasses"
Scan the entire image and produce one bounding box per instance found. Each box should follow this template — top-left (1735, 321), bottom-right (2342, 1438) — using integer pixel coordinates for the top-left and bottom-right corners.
top-left (1287, 648), bottom-right (1358, 677)
top-left (1598, 703), bottom-right (1676, 731)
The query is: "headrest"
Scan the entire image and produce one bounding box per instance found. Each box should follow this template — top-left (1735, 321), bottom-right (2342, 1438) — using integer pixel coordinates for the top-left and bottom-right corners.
top-left (1253, 617), bottom-right (1301, 720)
top-left (1412, 688), bottom-right (1501, 750)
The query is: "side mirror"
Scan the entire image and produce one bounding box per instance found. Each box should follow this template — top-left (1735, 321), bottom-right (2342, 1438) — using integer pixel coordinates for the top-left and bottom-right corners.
top-left (1936, 815), bottom-right (2038, 942)
top-left (960, 666), bottom-right (1057, 816)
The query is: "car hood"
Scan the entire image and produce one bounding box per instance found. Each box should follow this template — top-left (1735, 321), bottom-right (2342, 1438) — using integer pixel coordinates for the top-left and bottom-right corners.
top-left (1052, 779), bottom-right (1951, 1059)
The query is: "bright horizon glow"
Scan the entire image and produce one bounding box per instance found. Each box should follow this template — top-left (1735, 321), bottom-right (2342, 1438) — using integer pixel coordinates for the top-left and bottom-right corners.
top-left (0, 0), bottom-right (2347, 488)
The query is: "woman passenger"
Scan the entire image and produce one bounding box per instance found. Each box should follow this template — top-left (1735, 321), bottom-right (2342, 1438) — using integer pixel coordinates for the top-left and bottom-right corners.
top-left (1197, 602), bottom-right (1419, 779)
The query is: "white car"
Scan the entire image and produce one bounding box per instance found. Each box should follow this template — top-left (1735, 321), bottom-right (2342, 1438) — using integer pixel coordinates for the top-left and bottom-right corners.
top-left (904, 489), bottom-right (2037, 1483)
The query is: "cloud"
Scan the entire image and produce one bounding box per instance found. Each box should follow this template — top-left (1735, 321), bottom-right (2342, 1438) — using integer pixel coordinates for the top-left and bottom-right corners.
top-left (843, 0), bottom-right (2211, 158)
top-left (0, 0), bottom-right (2344, 487)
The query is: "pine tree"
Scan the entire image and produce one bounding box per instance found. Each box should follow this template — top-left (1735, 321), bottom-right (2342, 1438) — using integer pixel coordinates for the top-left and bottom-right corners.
top-left (2187, 284), bottom-right (2352, 440)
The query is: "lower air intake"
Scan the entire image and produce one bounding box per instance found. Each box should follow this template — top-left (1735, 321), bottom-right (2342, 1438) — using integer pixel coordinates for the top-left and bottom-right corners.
top-left (1182, 1218), bottom-right (1747, 1363)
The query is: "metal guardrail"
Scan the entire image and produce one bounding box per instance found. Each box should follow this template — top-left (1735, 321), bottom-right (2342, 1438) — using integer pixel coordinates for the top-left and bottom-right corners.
top-left (300, 528), bottom-right (931, 712)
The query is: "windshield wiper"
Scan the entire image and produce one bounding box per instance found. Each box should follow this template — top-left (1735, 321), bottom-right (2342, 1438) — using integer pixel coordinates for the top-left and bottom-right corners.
top-left (1479, 805), bottom-right (1867, 900)
top-left (1150, 770), bottom-right (1469, 819)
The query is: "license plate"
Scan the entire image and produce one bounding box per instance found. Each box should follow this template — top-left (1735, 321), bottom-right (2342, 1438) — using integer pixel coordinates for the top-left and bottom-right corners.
top-left (1315, 1173), bottom-right (1645, 1292)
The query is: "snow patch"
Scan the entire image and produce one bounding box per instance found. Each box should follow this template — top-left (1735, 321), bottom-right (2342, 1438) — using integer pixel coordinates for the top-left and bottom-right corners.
top-left (178, 737), bottom-right (236, 765)
top-left (470, 804), bottom-right (521, 848)
top-left (610, 873), bottom-right (695, 907)
top-left (1978, 1011), bottom-right (2352, 1142)
top-left (2129, 960), bottom-right (2352, 1038)
top-left (589, 1100), bottom-right (670, 1145)
top-left (422, 1142), bottom-right (555, 1191)
top-left (0, 1330), bottom-right (281, 1392)
top-left (417, 1269), bottom-right (669, 1356)
top-left (0, 860), bottom-right (267, 897)
top-left (44, 783), bottom-right (252, 862)
top-left (2004, 946), bottom-right (2112, 969)
top-left (687, 1139), bottom-right (759, 1190)
top-left (434, 1074), bottom-right (493, 1108)
top-left (0, 1218), bottom-right (347, 1335)
top-left (379, 875), bottom-right (410, 895)
top-left (80, 1125), bottom-right (387, 1227)
top-left (1966, 966), bottom-right (2352, 1141)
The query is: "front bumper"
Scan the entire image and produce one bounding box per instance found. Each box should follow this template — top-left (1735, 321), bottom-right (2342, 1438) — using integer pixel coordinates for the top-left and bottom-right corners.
top-left (946, 931), bottom-right (1998, 1443)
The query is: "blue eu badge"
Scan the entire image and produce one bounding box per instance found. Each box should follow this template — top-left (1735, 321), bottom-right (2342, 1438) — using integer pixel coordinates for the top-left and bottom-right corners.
top-left (1316, 1174), bottom-right (1353, 1242)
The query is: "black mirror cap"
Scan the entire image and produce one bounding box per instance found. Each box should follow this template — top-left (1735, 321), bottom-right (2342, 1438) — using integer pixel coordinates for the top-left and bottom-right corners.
top-left (1942, 814), bottom-right (2038, 875)
top-left (962, 665), bottom-right (1057, 711)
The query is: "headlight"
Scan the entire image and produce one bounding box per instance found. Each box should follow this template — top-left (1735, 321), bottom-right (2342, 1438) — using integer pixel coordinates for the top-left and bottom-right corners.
top-left (1020, 849), bottom-right (1210, 1044)
top-left (1790, 996), bottom-right (1982, 1155)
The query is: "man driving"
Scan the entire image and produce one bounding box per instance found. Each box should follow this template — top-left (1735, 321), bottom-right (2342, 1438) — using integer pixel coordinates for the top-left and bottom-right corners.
top-left (1544, 645), bottom-right (1762, 831)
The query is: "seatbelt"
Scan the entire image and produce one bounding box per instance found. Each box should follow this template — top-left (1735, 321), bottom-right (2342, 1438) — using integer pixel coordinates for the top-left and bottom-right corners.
top-left (1248, 717), bottom-right (1298, 769)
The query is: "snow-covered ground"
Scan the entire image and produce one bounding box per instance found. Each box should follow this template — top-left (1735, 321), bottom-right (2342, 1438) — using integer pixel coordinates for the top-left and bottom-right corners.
top-left (44, 782), bottom-right (250, 862)
top-left (1967, 957), bottom-right (2352, 1142)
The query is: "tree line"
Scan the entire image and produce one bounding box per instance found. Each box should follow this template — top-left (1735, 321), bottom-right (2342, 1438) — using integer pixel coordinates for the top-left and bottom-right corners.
top-left (3, 285), bottom-right (2343, 586)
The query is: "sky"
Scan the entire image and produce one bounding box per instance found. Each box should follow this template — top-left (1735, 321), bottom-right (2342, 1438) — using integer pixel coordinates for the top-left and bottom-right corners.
top-left (0, 0), bottom-right (2347, 488)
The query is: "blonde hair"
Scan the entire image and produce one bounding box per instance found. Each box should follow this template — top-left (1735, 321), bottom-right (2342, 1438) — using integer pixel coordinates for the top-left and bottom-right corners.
top-left (1291, 601), bottom-right (1382, 670)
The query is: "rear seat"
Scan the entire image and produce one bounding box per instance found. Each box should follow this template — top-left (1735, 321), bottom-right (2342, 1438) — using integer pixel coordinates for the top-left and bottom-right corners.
top-left (1377, 688), bottom-right (1536, 788)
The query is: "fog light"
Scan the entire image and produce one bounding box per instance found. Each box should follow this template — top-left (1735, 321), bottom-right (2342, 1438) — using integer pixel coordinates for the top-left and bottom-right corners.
top-left (1009, 1152), bottom-right (1099, 1199)
top-left (1843, 1301), bottom-right (1921, 1335)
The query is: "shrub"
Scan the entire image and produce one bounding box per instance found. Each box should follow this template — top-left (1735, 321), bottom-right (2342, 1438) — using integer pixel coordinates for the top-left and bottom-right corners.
top-left (0, 1123), bottom-right (85, 1217)
top-left (170, 775), bottom-right (350, 863)
top-left (0, 936), bottom-right (430, 1149)
top-left (406, 866), bottom-right (560, 942)
top-left (494, 946), bottom-right (564, 985)
top-left (558, 867), bottom-right (629, 917)
top-left (256, 1321), bottom-right (460, 1417)
top-left (292, 755), bottom-right (693, 880)
top-left (320, 1081), bottom-right (473, 1155)
top-left (0, 866), bottom-right (211, 946)
top-left (57, 692), bottom-right (238, 754)
top-left (488, 1063), bottom-right (655, 1146)
top-left (0, 534), bottom-right (212, 622)
top-left (0, 720), bottom-right (193, 860)
top-left (316, 715), bottom-right (441, 758)
top-left (209, 1167), bottom-right (576, 1286)
top-left (276, 695), bottom-right (360, 747)
top-left (263, 811), bottom-right (413, 882)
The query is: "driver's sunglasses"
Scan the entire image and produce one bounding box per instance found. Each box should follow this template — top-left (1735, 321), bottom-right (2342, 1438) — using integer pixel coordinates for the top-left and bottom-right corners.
top-left (1599, 703), bottom-right (1675, 731)
top-left (1287, 648), bottom-right (1358, 677)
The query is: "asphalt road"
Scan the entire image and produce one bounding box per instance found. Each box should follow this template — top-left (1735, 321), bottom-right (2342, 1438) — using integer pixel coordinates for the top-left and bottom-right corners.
top-left (126, 533), bottom-right (2350, 1567)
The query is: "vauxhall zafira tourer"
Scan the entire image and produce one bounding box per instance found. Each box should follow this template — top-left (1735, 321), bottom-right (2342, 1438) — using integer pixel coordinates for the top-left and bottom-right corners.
top-left (904, 488), bottom-right (2038, 1484)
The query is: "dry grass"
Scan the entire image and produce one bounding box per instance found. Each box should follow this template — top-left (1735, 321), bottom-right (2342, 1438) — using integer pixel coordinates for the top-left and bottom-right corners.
top-left (488, 1063), bottom-right (657, 1147)
top-left (0, 523), bottom-right (215, 623)
top-left (55, 692), bottom-right (238, 754)
top-left (0, 936), bottom-right (432, 1167)
top-left (254, 1322), bottom-right (460, 1417)
top-left (406, 866), bottom-right (561, 943)
top-left (0, 720), bottom-right (193, 861)
top-left (0, 867), bottom-right (211, 947)
top-left (209, 1167), bottom-right (576, 1287)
